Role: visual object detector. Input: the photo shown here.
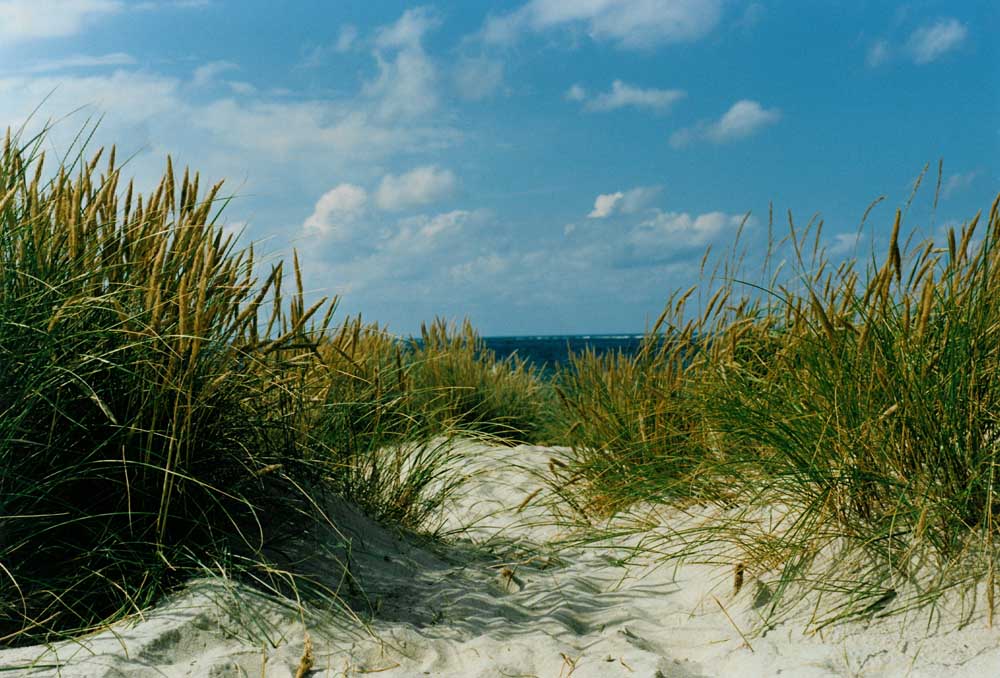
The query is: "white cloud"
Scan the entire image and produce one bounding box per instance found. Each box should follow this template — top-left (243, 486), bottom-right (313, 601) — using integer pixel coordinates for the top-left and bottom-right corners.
top-left (453, 56), bottom-right (505, 101)
top-left (943, 170), bottom-right (978, 198)
top-left (375, 6), bottom-right (440, 51)
top-left (589, 192), bottom-right (623, 218)
top-left (302, 184), bottom-right (368, 239)
top-left (24, 52), bottom-right (135, 73)
top-left (186, 99), bottom-right (453, 160)
top-left (192, 61), bottom-right (238, 88)
top-left (708, 100), bottom-right (781, 142)
top-left (626, 210), bottom-right (744, 255)
top-left (588, 186), bottom-right (660, 218)
top-left (366, 9), bottom-right (440, 120)
top-left (565, 84), bottom-right (587, 101)
top-left (301, 208), bottom-right (493, 301)
top-left (583, 80), bottom-right (685, 112)
top-left (366, 49), bottom-right (438, 119)
top-left (0, 38), bottom-right (460, 207)
top-left (0, 0), bottom-right (121, 43)
top-left (336, 24), bottom-right (358, 52)
top-left (620, 186), bottom-right (660, 212)
top-left (0, 71), bottom-right (181, 127)
top-left (481, 0), bottom-right (723, 50)
top-left (376, 165), bottom-right (456, 211)
top-left (670, 99), bottom-right (780, 147)
top-left (392, 209), bottom-right (470, 248)
top-left (906, 18), bottom-right (967, 64)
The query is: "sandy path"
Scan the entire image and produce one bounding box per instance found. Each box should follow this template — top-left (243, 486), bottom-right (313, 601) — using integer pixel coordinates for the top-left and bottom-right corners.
top-left (2, 442), bottom-right (1000, 677)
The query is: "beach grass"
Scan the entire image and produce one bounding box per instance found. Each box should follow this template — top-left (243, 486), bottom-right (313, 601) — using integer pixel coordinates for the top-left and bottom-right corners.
top-left (0, 124), bottom-right (502, 645)
top-left (547, 181), bottom-right (1000, 628)
top-left (5, 115), bottom-right (1000, 648)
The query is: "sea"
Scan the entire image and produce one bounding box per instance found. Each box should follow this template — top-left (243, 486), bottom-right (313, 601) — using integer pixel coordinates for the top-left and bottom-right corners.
top-left (481, 334), bottom-right (647, 374)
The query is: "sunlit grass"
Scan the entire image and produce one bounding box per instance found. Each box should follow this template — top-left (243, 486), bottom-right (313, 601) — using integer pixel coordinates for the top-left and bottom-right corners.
top-left (548, 184), bottom-right (1000, 628)
top-left (0, 123), bottom-right (482, 645)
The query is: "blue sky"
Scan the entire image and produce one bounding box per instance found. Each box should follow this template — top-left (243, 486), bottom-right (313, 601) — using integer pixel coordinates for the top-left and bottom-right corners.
top-left (0, 1), bottom-right (996, 335)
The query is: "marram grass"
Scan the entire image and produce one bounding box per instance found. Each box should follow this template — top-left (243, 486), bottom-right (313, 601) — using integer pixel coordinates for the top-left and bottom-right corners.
top-left (0, 125), bottom-right (484, 645)
top-left (549, 189), bottom-right (1000, 629)
top-left (6, 117), bottom-right (999, 647)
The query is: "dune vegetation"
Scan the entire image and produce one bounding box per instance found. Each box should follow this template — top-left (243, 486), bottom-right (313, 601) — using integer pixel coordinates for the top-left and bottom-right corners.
top-left (0, 125), bottom-right (525, 646)
top-left (549, 185), bottom-right (1000, 629)
top-left (2, 121), bottom-right (998, 647)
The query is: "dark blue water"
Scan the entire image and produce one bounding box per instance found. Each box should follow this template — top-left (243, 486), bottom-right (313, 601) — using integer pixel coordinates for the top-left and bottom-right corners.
top-left (482, 334), bottom-right (647, 373)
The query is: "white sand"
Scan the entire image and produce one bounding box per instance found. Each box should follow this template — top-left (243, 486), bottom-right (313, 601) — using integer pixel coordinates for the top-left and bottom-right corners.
top-left (3, 442), bottom-right (1000, 677)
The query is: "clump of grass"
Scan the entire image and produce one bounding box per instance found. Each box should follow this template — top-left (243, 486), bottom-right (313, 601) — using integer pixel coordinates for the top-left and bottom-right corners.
top-left (0, 123), bottom-right (468, 646)
top-left (406, 318), bottom-right (552, 443)
top-left (0, 124), bottom-right (343, 643)
top-left (545, 299), bottom-right (714, 515)
top-left (697, 196), bottom-right (1000, 627)
top-left (312, 315), bottom-right (465, 529)
top-left (551, 186), bottom-right (1000, 628)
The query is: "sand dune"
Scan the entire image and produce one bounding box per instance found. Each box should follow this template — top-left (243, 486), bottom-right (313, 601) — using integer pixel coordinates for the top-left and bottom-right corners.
top-left (3, 442), bottom-right (1000, 677)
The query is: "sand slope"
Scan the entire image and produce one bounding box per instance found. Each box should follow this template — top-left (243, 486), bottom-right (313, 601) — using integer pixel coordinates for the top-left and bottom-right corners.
top-left (3, 442), bottom-right (1000, 677)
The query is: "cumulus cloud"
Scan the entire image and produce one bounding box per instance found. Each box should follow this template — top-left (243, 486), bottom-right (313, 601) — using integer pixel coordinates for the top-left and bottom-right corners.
top-left (389, 210), bottom-right (472, 251)
top-left (0, 0), bottom-right (121, 43)
top-left (376, 165), bottom-right (457, 211)
top-left (581, 80), bottom-right (685, 113)
top-left (906, 18), bottom-right (967, 64)
top-left (366, 8), bottom-right (441, 120)
top-left (302, 184), bottom-right (368, 239)
top-left (588, 186), bottom-right (660, 218)
top-left (481, 0), bottom-right (723, 50)
top-left (622, 210), bottom-right (746, 264)
top-left (708, 100), bottom-right (781, 142)
top-left (301, 207), bottom-right (494, 301)
top-left (589, 192), bottom-right (624, 218)
top-left (670, 99), bottom-right (780, 148)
